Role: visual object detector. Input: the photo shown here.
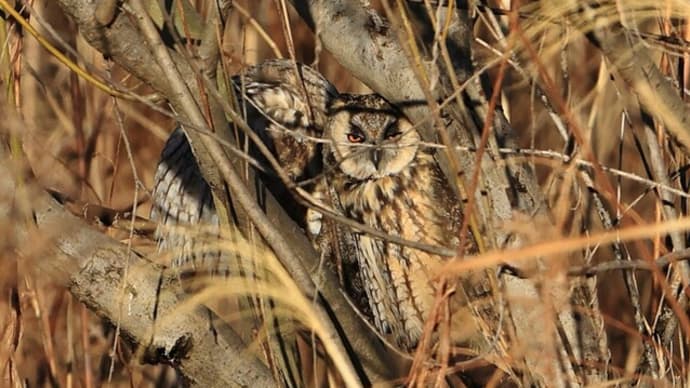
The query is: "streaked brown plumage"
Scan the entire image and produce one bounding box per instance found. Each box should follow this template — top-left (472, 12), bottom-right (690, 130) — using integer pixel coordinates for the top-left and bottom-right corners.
top-left (307, 93), bottom-right (474, 350)
top-left (237, 60), bottom-right (337, 182)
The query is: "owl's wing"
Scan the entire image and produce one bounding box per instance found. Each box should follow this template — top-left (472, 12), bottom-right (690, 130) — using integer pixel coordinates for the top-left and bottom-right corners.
top-left (232, 59), bottom-right (339, 182)
top-left (151, 60), bottom-right (338, 270)
top-left (150, 127), bottom-right (220, 270)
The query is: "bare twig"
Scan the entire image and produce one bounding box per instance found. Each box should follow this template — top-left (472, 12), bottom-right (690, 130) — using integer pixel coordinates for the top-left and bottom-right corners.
top-left (568, 248), bottom-right (690, 277)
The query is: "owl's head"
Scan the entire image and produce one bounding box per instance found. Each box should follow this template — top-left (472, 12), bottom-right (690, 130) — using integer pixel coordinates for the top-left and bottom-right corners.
top-left (326, 94), bottom-right (420, 180)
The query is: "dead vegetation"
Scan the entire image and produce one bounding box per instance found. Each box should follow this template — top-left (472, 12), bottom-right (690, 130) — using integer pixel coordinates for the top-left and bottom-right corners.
top-left (2, 0), bottom-right (690, 387)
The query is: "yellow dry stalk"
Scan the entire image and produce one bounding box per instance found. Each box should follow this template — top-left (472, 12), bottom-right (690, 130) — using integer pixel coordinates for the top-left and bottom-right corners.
top-left (0, 0), bottom-right (133, 100)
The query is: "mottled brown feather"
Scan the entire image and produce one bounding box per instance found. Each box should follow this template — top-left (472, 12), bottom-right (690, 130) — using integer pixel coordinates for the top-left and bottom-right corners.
top-left (307, 94), bottom-right (480, 350)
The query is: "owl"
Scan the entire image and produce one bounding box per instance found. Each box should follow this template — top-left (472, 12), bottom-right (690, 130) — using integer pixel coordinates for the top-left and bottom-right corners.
top-left (150, 59), bottom-right (478, 352)
top-left (307, 93), bottom-right (477, 350)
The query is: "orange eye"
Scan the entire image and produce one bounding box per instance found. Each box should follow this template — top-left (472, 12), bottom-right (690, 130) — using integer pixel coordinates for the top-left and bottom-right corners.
top-left (347, 132), bottom-right (364, 143)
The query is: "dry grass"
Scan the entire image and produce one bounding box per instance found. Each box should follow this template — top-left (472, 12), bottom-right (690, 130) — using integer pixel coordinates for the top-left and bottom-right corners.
top-left (2, 0), bottom-right (690, 386)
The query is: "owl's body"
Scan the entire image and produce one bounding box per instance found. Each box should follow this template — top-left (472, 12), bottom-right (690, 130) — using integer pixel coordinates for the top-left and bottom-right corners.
top-left (307, 94), bottom-right (468, 349)
top-left (151, 59), bottom-right (474, 352)
top-left (317, 149), bottom-right (463, 348)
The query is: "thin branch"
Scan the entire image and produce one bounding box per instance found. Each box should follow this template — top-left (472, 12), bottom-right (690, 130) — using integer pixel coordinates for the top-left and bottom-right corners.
top-left (124, 1), bottom-right (363, 386)
top-left (568, 248), bottom-right (690, 277)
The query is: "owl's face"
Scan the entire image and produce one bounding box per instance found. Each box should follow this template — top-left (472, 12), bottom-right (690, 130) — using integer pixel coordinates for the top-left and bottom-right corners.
top-left (326, 94), bottom-right (420, 180)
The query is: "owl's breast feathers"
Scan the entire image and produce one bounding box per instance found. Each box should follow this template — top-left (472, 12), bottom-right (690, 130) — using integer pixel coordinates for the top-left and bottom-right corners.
top-left (338, 151), bottom-right (461, 246)
top-left (332, 150), bottom-right (468, 348)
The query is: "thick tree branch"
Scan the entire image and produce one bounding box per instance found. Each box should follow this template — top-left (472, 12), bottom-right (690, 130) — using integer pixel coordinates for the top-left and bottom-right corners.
top-left (581, 12), bottom-right (690, 156)
top-left (0, 143), bottom-right (275, 387)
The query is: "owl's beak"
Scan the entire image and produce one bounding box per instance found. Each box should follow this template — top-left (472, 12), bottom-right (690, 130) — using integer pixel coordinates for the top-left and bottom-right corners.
top-left (370, 149), bottom-right (381, 168)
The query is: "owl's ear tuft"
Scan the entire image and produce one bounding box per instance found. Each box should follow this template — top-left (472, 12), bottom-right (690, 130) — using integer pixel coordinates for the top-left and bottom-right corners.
top-left (328, 96), bottom-right (352, 115)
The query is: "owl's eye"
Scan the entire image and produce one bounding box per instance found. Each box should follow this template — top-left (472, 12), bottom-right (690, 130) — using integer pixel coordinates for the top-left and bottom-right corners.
top-left (347, 133), bottom-right (364, 143)
top-left (384, 123), bottom-right (402, 140)
top-left (347, 127), bottom-right (366, 143)
top-left (385, 131), bottom-right (402, 140)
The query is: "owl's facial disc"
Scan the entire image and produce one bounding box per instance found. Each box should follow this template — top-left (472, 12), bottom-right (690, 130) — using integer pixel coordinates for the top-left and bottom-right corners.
top-left (328, 100), bottom-right (420, 180)
top-left (373, 118), bottom-right (419, 177)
